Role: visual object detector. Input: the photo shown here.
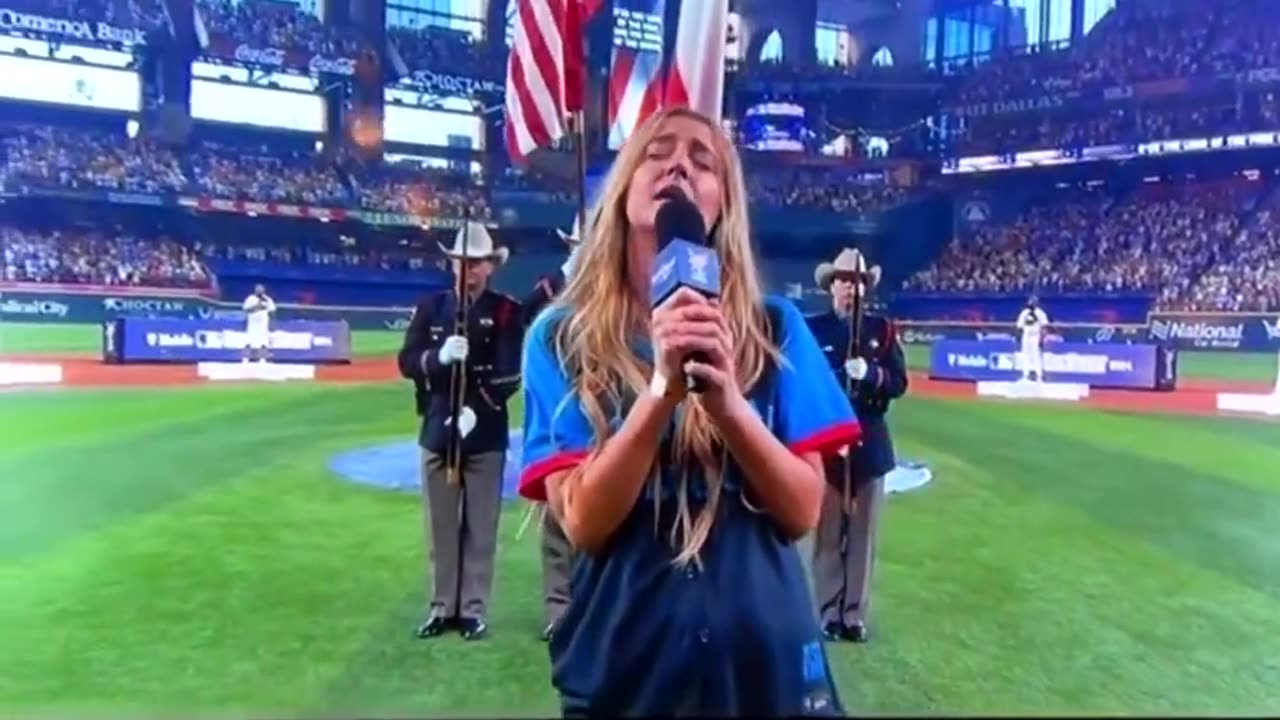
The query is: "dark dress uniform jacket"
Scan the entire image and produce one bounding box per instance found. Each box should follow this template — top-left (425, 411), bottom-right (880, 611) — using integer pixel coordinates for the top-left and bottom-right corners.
top-left (805, 310), bottom-right (908, 480)
top-left (517, 298), bottom-right (860, 717)
top-left (397, 288), bottom-right (522, 455)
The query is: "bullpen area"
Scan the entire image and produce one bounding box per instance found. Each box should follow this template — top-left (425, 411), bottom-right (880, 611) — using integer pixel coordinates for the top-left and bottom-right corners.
top-left (2, 321), bottom-right (1279, 717)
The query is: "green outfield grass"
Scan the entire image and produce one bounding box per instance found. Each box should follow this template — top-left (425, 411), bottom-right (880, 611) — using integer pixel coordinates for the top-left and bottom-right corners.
top-left (1, 377), bottom-right (1279, 717)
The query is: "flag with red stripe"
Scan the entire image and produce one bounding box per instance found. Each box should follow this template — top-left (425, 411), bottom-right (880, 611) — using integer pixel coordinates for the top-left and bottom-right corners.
top-left (606, 0), bottom-right (729, 148)
top-left (504, 0), bottom-right (597, 162)
top-left (606, 0), bottom-right (667, 149)
top-left (662, 0), bottom-right (729, 123)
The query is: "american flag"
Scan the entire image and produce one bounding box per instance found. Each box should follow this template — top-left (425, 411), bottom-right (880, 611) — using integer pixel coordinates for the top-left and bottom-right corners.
top-left (606, 0), bottom-right (667, 150)
top-left (504, 0), bottom-right (601, 161)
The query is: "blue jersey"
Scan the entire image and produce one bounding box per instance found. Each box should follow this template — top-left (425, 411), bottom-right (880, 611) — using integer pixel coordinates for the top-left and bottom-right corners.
top-left (519, 296), bottom-right (860, 717)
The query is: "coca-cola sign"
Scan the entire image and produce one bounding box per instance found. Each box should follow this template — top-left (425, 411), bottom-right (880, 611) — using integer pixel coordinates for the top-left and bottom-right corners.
top-left (308, 54), bottom-right (355, 76)
top-left (234, 44), bottom-right (286, 68)
top-left (216, 36), bottom-right (355, 76)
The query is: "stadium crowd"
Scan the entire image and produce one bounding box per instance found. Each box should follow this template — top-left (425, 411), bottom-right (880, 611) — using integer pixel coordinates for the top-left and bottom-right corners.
top-left (195, 0), bottom-right (364, 60)
top-left (907, 179), bottom-right (1280, 312)
top-left (388, 24), bottom-right (499, 81)
top-left (197, 241), bottom-right (441, 273)
top-left (942, 0), bottom-right (1280, 156)
top-left (0, 226), bottom-right (212, 288)
top-left (0, 122), bottom-right (910, 217)
top-left (747, 168), bottom-right (909, 213)
top-left (0, 126), bottom-right (187, 195)
top-left (188, 141), bottom-right (349, 206)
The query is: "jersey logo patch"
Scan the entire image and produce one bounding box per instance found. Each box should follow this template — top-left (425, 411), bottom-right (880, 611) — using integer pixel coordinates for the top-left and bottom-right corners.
top-left (801, 640), bottom-right (825, 683)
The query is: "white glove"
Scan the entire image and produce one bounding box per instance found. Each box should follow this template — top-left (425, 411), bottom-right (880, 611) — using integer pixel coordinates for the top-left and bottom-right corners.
top-left (445, 406), bottom-right (477, 439)
top-left (844, 358), bottom-right (869, 380)
top-left (438, 335), bottom-right (469, 365)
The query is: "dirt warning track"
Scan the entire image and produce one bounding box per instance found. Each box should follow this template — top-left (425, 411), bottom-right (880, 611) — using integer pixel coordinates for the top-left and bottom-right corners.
top-left (4, 354), bottom-right (1275, 420)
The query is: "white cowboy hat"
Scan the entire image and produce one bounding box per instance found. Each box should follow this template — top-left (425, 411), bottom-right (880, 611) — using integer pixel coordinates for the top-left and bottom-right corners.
top-left (555, 213), bottom-right (586, 245)
top-left (814, 247), bottom-right (882, 291)
top-left (438, 221), bottom-right (509, 264)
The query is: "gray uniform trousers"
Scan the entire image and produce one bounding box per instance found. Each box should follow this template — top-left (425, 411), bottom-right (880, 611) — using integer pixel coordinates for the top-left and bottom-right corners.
top-left (421, 449), bottom-right (505, 620)
top-left (811, 469), bottom-right (885, 627)
top-left (540, 509), bottom-right (573, 625)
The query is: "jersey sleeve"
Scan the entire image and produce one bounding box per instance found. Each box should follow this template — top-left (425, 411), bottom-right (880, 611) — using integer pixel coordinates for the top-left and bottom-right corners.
top-left (770, 298), bottom-right (861, 456)
top-left (518, 311), bottom-right (593, 502)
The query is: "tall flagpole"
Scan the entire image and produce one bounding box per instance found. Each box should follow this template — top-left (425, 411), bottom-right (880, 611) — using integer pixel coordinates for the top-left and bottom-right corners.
top-left (564, 0), bottom-right (588, 233)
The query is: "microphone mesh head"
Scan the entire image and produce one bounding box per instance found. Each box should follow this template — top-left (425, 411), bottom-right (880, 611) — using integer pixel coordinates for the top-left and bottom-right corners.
top-left (654, 188), bottom-right (707, 248)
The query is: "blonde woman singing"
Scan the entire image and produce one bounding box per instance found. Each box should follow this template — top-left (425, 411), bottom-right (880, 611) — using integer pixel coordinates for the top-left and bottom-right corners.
top-left (518, 107), bottom-right (861, 718)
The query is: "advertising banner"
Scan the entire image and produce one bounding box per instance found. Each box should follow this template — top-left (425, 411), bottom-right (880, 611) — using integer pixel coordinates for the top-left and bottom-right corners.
top-left (0, 287), bottom-right (409, 332)
top-left (202, 35), bottom-right (356, 76)
top-left (103, 317), bottom-right (352, 364)
top-left (1147, 312), bottom-right (1280, 352)
top-left (0, 7), bottom-right (146, 45)
top-left (928, 339), bottom-right (1176, 391)
top-left (898, 321), bottom-right (1148, 346)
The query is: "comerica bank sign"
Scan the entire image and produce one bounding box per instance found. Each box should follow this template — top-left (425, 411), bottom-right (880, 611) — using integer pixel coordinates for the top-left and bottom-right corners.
top-left (0, 8), bottom-right (147, 45)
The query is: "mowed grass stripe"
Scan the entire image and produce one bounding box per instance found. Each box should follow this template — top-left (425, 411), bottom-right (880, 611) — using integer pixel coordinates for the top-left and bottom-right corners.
top-left (852, 410), bottom-right (1280, 714)
top-left (0, 385), bottom-right (409, 561)
top-left (1138, 409), bottom-right (1280, 448)
top-left (0, 385), bottom-right (326, 454)
top-left (0, 433), bottom-right (559, 716)
top-left (312, 506), bottom-right (559, 717)
top-left (0, 461), bottom-right (428, 714)
top-left (930, 401), bottom-right (1280, 495)
top-left (902, 399), bottom-right (1280, 601)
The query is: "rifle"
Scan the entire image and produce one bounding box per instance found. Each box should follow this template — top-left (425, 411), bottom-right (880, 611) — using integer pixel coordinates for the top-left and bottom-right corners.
top-left (445, 216), bottom-right (473, 618)
top-left (445, 219), bottom-right (472, 486)
top-left (838, 276), bottom-right (866, 619)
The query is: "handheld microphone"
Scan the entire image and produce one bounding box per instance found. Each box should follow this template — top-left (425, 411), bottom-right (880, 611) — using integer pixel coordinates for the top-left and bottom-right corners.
top-left (650, 187), bottom-right (720, 393)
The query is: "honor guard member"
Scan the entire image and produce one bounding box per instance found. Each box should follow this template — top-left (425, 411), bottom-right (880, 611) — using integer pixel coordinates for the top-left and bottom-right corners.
top-left (807, 248), bottom-right (908, 644)
top-left (520, 214), bottom-right (586, 641)
top-left (397, 222), bottom-right (522, 642)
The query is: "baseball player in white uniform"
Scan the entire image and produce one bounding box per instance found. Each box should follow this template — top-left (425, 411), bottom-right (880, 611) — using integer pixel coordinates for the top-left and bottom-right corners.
top-left (1016, 296), bottom-right (1050, 382)
top-left (242, 283), bottom-right (276, 363)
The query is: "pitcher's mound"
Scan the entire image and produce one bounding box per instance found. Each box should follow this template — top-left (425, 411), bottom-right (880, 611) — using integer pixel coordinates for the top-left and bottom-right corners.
top-left (329, 430), bottom-right (933, 500)
top-left (329, 429), bottom-right (525, 499)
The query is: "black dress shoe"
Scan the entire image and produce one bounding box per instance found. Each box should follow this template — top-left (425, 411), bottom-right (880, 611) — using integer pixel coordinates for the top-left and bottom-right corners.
top-left (821, 621), bottom-right (844, 642)
top-left (541, 622), bottom-right (556, 642)
top-left (415, 616), bottom-right (454, 639)
top-left (459, 617), bottom-right (488, 641)
top-left (842, 621), bottom-right (869, 643)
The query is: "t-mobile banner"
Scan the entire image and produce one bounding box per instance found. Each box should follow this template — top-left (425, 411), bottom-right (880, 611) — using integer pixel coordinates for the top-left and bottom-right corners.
top-left (928, 339), bottom-right (1177, 391)
top-left (104, 317), bottom-right (352, 364)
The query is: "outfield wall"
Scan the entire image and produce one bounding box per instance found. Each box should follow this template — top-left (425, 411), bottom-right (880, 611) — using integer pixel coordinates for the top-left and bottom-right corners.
top-left (0, 285), bottom-right (411, 332)
top-left (3, 285), bottom-right (1278, 353)
top-left (898, 313), bottom-right (1280, 353)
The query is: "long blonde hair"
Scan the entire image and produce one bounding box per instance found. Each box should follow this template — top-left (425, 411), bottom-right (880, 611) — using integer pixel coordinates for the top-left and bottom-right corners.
top-left (551, 107), bottom-right (779, 566)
